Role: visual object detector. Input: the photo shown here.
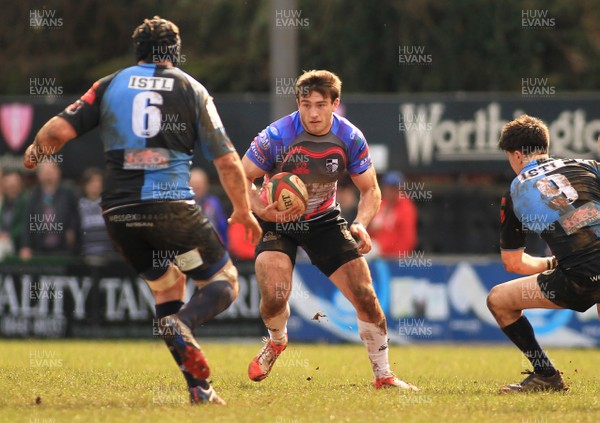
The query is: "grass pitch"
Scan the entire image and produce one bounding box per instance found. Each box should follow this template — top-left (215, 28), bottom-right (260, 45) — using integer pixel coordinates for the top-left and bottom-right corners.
top-left (1, 340), bottom-right (599, 423)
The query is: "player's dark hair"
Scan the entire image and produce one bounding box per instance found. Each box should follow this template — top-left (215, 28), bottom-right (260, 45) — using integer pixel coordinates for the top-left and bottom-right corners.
top-left (296, 70), bottom-right (342, 102)
top-left (132, 16), bottom-right (181, 66)
top-left (498, 114), bottom-right (550, 155)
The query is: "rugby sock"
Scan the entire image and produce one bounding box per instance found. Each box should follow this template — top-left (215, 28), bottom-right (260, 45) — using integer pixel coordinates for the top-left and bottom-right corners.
top-left (177, 280), bottom-right (236, 329)
top-left (357, 318), bottom-right (391, 379)
top-left (155, 300), bottom-right (207, 388)
top-left (501, 315), bottom-right (556, 377)
top-left (264, 303), bottom-right (290, 345)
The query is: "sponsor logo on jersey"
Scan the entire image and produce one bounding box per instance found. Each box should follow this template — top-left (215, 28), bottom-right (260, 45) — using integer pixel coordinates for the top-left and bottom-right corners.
top-left (262, 231), bottom-right (279, 242)
top-left (557, 201), bottom-right (600, 235)
top-left (128, 76), bottom-right (174, 91)
top-left (292, 161), bottom-right (310, 174)
top-left (257, 131), bottom-right (270, 151)
top-left (518, 160), bottom-right (567, 182)
top-left (250, 144), bottom-right (265, 164)
top-left (268, 125), bottom-right (281, 139)
top-left (123, 148), bottom-right (169, 170)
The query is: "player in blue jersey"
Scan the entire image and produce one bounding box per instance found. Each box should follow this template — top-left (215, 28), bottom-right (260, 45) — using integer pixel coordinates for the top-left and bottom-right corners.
top-left (242, 70), bottom-right (418, 390)
top-left (488, 114), bottom-right (600, 392)
top-left (23, 16), bottom-right (262, 405)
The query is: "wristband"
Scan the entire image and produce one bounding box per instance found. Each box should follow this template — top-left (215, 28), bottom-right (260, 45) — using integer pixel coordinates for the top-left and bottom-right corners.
top-left (546, 256), bottom-right (557, 270)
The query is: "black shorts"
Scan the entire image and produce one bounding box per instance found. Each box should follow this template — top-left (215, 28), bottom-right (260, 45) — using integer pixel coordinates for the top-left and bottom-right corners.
top-left (537, 266), bottom-right (600, 312)
top-left (103, 200), bottom-right (228, 280)
top-left (255, 206), bottom-right (361, 277)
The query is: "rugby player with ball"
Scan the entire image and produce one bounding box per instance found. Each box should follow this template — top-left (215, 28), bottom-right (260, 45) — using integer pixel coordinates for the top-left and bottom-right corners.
top-left (242, 69), bottom-right (418, 390)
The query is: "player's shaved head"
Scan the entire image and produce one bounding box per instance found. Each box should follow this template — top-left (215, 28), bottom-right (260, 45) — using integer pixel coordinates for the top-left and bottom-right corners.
top-left (498, 114), bottom-right (550, 155)
top-left (296, 70), bottom-right (342, 102)
top-left (132, 16), bottom-right (181, 65)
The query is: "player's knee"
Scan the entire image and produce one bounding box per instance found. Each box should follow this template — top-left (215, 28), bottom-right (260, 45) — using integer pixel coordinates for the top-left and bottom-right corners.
top-left (193, 260), bottom-right (239, 299)
top-left (487, 286), bottom-right (502, 313)
top-left (145, 265), bottom-right (184, 293)
top-left (349, 284), bottom-right (378, 311)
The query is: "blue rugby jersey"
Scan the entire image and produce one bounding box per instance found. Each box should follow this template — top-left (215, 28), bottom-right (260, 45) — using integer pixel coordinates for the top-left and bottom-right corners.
top-left (245, 111), bottom-right (372, 220)
top-left (59, 64), bottom-right (234, 209)
top-left (500, 157), bottom-right (600, 276)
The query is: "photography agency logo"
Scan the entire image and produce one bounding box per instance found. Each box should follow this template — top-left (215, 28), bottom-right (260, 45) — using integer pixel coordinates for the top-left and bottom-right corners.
top-left (30, 280), bottom-right (63, 301)
top-left (398, 318), bottom-right (433, 337)
top-left (521, 279), bottom-right (556, 302)
top-left (29, 77), bottom-right (63, 98)
top-left (520, 213), bottom-right (557, 235)
top-left (275, 213), bottom-right (309, 233)
top-left (398, 45), bottom-right (432, 66)
top-left (30, 8), bottom-right (63, 30)
top-left (151, 45), bottom-right (186, 65)
top-left (29, 214), bottom-right (63, 234)
top-left (275, 280), bottom-right (310, 302)
top-left (152, 315), bottom-right (182, 338)
top-left (275, 9), bottom-right (309, 29)
top-left (398, 113), bottom-right (432, 133)
top-left (275, 77), bottom-right (308, 97)
top-left (152, 181), bottom-right (188, 200)
top-left (30, 145), bottom-right (63, 165)
top-left (276, 349), bottom-right (309, 369)
top-left (160, 113), bottom-right (187, 134)
top-left (275, 417), bottom-right (303, 423)
top-left (522, 77), bottom-right (555, 97)
top-left (399, 181), bottom-right (433, 202)
top-left (152, 386), bottom-right (187, 405)
top-left (399, 250), bottom-right (432, 269)
top-left (29, 350), bottom-right (62, 368)
top-left (520, 351), bottom-right (557, 373)
top-left (151, 249), bottom-right (182, 269)
top-left (521, 9), bottom-right (555, 29)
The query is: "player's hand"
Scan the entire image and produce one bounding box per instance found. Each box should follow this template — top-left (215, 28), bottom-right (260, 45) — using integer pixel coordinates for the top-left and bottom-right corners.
top-left (257, 202), bottom-right (305, 223)
top-left (350, 221), bottom-right (372, 254)
top-left (23, 144), bottom-right (39, 170)
top-left (228, 209), bottom-right (262, 245)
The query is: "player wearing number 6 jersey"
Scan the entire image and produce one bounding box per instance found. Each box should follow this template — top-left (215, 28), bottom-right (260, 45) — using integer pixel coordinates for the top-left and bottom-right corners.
top-left (23, 16), bottom-right (262, 405)
top-left (488, 114), bottom-right (600, 392)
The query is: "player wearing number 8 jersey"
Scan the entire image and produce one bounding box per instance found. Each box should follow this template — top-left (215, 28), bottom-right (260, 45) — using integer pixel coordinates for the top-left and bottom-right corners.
top-left (488, 114), bottom-right (600, 393)
top-left (23, 16), bottom-right (262, 405)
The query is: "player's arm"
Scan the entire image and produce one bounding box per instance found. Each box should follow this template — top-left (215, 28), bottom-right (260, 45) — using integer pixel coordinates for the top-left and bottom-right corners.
top-left (499, 193), bottom-right (556, 275)
top-left (241, 155), bottom-right (303, 222)
top-left (23, 116), bottom-right (76, 169)
top-left (500, 248), bottom-right (557, 275)
top-left (350, 166), bottom-right (381, 254)
top-left (213, 152), bottom-right (262, 245)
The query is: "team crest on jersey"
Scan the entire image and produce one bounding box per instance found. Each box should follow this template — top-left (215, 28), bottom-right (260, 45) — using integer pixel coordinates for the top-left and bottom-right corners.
top-left (326, 158), bottom-right (339, 173)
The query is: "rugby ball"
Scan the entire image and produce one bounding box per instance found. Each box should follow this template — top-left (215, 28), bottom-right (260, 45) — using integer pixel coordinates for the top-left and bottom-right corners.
top-left (266, 172), bottom-right (308, 213)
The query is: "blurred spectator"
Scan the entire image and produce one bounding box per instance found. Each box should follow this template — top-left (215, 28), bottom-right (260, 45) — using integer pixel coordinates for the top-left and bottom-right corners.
top-left (337, 174), bottom-right (359, 223)
top-left (79, 168), bottom-right (118, 264)
top-left (0, 171), bottom-right (28, 258)
top-left (20, 162), bottom-right (80, 260)
top-left (368, 171), bottom-right (417, 258)
top-left (189, 168), bottom-right (229, 247)
top-left (228, 223), bottom-right (256, 260)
